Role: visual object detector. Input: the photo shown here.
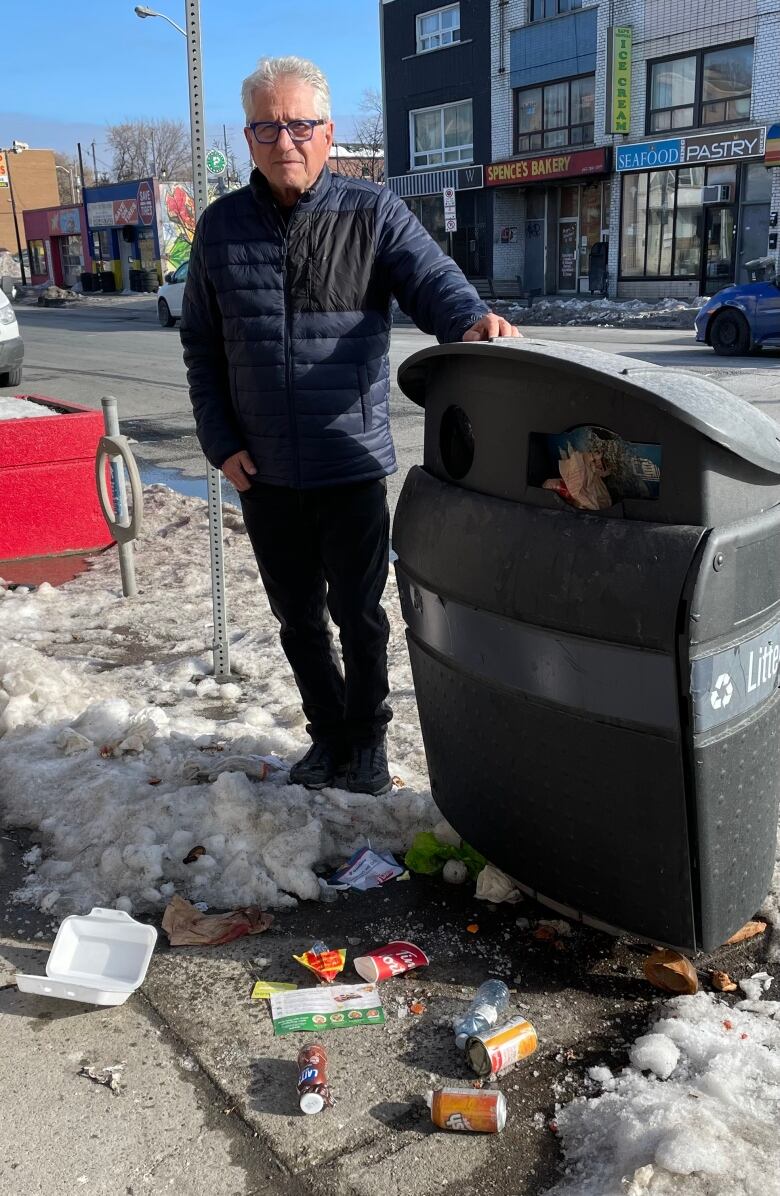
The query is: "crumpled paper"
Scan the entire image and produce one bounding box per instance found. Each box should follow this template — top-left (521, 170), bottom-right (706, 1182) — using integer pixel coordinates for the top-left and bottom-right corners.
top-left (162, 894), bottom-right (273, 947)
top-left (557, 449), bottom-right (612, 510)
top-left (475, 863), bottom-right (523, 904)
top-left (181, 753), bottom-right (288, 784)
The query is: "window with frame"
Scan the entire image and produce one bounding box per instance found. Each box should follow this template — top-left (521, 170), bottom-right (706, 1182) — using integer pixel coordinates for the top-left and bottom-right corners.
top-left (28, 240), bottom-right (47, 275)
top-left (416, 4), bottom-right (460, 53)
top-left (411, 100), bottom-right (473, 168)
top-left (530, 0), bottom-right (582, 22)
top-left (647, 42), bottom-right (753, 133)
top-left (515, 75), bottom-right (594, 153)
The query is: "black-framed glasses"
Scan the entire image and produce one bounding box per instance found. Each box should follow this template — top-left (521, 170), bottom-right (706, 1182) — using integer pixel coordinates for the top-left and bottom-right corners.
top-left (247, 119), bottom-right (326, 145)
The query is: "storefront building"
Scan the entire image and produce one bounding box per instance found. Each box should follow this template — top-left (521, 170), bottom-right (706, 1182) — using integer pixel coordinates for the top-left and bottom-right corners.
top-left (83, 178), bottom-right (162, 292)
top-left (617, 127), bottom-right (772, 295)
top-left (488, 0), bottom-right (616, 293)
top-left (22, 204), bottom-right (92, 287)
top-left (381, 0), bottom-right (492, 278)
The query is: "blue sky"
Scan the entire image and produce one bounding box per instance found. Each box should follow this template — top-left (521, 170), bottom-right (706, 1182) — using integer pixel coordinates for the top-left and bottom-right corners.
top-left (0, 0), bottom-right (382, 172)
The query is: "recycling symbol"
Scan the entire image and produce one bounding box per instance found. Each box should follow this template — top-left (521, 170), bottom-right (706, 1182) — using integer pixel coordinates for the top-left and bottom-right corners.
top-left (710, 673), bottom-right (734, 710)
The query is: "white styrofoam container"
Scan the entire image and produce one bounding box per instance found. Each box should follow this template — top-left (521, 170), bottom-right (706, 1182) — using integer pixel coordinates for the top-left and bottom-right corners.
top-left (16, 907), bottom-right (157, 1006)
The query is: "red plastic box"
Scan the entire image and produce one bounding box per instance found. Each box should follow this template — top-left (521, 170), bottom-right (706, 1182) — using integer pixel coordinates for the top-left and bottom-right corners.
top-left (0, 395), bottom-right (114, 562)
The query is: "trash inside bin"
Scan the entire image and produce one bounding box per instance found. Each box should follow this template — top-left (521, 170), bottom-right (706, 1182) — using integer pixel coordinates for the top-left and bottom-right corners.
top-left (393, 340), bottom-right (780, 952)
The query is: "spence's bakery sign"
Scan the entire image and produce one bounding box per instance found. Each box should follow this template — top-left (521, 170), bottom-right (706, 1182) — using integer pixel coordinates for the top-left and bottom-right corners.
top-left (487, 147), bottom-right (610, 186)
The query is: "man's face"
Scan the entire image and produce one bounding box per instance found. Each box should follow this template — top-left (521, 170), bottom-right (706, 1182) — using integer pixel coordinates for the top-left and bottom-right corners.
top-left (243, 77), bottom-right (334, 202)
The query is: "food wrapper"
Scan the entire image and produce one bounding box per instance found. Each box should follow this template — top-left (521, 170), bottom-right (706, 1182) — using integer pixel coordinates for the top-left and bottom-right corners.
top-left (557, 449), bottom-right (612, 511)
top-left (294, 947), bottom-right (347, 984)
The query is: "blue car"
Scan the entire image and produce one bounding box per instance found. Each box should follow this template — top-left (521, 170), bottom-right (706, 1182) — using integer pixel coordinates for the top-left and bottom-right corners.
top-left (695, 261), bottom-right (780, 356)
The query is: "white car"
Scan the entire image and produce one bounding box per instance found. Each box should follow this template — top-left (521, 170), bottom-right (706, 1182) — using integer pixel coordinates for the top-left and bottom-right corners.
top-left (0, 288), bottom-right (23, 387)
top-left (157, 259), bottom-right (189, 327)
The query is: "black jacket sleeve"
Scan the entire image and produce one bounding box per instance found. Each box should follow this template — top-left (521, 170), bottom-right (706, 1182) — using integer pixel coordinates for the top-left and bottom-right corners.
top-left (180, 211), bottom-right (245, 469)
top-left (374, 188), bottom-right (489, 343)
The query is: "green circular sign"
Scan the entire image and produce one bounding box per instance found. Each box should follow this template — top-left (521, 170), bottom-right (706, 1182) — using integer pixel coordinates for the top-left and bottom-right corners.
top-left (206, 148), bottom-right (227, 175)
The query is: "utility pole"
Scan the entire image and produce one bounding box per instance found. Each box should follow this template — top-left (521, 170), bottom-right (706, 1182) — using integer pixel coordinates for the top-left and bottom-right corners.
top-left (77, 142), bottom-right (87, 190)
top-left (91, 140), bottom-right (98, 182)
top-left (223, 123), bottom-right (229, 184)
top-left (4, 152), bottom-right (27, 285)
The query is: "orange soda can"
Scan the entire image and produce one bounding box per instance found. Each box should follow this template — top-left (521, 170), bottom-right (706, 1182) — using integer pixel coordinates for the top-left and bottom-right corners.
top-left (466, 1016), bottom-right (538, 1078)
top-left (426, 1087), bottom-right (507, 1133)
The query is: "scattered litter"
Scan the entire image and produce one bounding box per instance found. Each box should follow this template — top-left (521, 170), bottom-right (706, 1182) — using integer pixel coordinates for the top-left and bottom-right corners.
top-left (466, 1016), bottom-right (538, 1077)
top-left (251, 981), bottom-right (298, 999)
top-left (623, 1164), bottom-right (655, 1194)
top-left (293, 942), bottom-right (346, 984)
top-left (353, 941), bottom-right (429, 983)
top-left (454, 980), bottom-right (511, 1050)
top-left (161, 894), bottom-right (272, 947)
top-left (409, 999), bottom-right (427, 1015)
top-left (545, 447), bottom-right (611, 511)
top-left (475, 863), bottom-right (522, 904)
top-left (725, 920), bottom-right (767, 945)
top-left (297, 1042), bottom-right (334, 1114)
top-left (405, 831), bottom-right (485, 880)
top-left (327, 846), bottom-right (404, 891)
top-left (466, 923), bottom-right (479, 934)
top-left (270, 982), bottom-right (385, 1036)
top-left (193, 901), bottom-right (209, 912)
top-left (182, 845), bottom-right (206, 865)
top-left (442, 859), bottom-right (468, 884)
top-left (181, 753), bottom-right (281, 783)
top-left (538, 918), bottom-right (572, 937)
top-left (426, 1088), bottom-right (506, 1133)
top-left (643, 949), bottom-right (698, 995)
top-left (77, 1064), bottom-right (124, 1095)
top-left (710, 970), bottom-right (738, 993)
top-left (738, 971), bottom-right (773, 1002)
top-left (391, 775), bottom-right (406, 788)
top-left (15, 906), bottom-right (156, 1006)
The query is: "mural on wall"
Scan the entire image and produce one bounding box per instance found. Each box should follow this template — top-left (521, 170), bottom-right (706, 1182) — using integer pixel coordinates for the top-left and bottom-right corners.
top-left (158, 180), bottom-right (241, 274)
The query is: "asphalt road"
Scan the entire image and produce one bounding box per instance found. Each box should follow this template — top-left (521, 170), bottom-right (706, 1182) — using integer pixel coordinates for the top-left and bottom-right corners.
top-left (5, 294), bottom-right (780, 516)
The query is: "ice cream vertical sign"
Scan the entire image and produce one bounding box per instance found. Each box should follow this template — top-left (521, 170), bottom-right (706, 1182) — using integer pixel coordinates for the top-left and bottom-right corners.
top-left (608, 26), bottom-right (632, 135)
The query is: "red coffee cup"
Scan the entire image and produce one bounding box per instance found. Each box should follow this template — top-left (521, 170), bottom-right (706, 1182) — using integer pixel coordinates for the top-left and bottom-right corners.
top-left (353, 941), bottom-right (429, 982)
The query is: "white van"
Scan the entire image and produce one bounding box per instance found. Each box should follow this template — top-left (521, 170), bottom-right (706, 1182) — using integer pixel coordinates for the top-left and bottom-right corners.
top-left (0, 289), bottom-right (23, 387)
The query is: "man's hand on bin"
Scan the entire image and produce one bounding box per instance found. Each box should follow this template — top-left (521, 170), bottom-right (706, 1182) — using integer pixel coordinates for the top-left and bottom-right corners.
top-left (221, 450), bottom-right (257, 492)
top-left (462, 314), bottom-right (522, 341)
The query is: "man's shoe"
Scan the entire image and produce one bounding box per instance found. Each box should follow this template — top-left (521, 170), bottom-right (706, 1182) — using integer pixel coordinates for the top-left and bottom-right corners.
top-left (346, 740), bottom-right (392, 796)
top-left (289, 743), bottom-right (343, 790)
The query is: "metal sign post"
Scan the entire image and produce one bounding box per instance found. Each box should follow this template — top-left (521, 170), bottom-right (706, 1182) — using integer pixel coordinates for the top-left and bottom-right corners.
top-left (185, 0), bottom-right (230, 681)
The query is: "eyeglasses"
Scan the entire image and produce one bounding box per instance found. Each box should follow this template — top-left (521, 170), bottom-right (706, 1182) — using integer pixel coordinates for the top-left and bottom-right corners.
top-left (247, 119), bottom-right (326, 145)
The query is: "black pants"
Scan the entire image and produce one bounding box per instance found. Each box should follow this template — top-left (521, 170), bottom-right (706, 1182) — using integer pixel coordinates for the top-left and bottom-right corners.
top-left (240, 478), bottom-right (392, 750)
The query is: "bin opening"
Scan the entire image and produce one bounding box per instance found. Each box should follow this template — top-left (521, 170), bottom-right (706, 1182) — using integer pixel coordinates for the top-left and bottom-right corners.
top-left (529, 425), bottom-right (662, 508)
top-left (440, 405), bottom-right (475, 480)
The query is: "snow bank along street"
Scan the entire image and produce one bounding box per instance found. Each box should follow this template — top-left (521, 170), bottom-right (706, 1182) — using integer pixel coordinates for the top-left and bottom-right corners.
top-left (2, 485), bottom-right (780, 1195)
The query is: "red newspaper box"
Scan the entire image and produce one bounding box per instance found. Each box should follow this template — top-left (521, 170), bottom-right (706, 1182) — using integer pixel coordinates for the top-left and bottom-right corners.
top-left (0, 395), bottom-right (114, 562)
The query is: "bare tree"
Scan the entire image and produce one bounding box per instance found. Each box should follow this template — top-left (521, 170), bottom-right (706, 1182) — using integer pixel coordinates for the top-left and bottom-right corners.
top-left (106, 119), bottom-right (192, 181)
top-left (346, 88), bottom-right (384, 183)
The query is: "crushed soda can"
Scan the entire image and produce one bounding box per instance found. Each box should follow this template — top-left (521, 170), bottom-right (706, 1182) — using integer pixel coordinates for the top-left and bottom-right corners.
top-left (297, 1043), bottom-right (334, 1114)
top-left (466, 1016), bottom-right (538, 1078)
top-left (426, 1087), bottom-right (506, 1133)
top-left (353, 941), bottom-right (429, 983)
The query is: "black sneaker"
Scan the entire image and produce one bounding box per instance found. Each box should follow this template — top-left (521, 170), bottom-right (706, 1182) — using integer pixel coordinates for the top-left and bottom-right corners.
top-left (289, 743), bottom-right (344, 790)
top-left (346, 740), bottom-right (392, 796)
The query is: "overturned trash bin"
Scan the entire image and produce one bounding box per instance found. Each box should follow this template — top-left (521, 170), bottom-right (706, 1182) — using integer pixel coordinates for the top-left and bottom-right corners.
top-left (393, 341), bottom-right (780, 952)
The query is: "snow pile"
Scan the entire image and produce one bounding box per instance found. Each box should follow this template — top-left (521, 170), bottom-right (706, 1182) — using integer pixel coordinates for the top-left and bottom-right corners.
top-left (0, 486), bottom-right (434, 916)
top-left (0, 397), bottom-right (57, 420)
top-left (548, 990), bottom-right (780, 1195)
top-left (496, 294), bottom-right (707, 329)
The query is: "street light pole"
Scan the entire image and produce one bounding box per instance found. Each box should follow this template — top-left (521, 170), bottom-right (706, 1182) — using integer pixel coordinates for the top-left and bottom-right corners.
top-left (2, 145), bottom-right (28, 285)
top-left (55, 164), bottom-right (76, 204)
top-left (134, 1), bottom-right (230, 681)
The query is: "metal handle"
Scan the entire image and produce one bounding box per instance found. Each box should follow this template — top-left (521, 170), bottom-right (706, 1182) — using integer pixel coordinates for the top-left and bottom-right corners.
top-left (95, 434), bottom-right (144, 544)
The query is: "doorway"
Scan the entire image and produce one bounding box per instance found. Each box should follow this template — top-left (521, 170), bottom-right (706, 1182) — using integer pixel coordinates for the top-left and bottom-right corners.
top-left (702, 206), bottom-right (737, 295)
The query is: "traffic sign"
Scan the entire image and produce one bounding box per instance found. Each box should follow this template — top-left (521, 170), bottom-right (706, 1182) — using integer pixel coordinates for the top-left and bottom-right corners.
top-left (444, 217), bottom-right (457, 232)
top-left (206, 148), bottom-right (227, 176)
top-left (442, 186), bottom-right (457, 233)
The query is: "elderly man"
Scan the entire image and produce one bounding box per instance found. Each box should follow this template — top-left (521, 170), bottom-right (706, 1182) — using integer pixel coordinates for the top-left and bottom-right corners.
top-left (181, 55), bottom-right (518, 797)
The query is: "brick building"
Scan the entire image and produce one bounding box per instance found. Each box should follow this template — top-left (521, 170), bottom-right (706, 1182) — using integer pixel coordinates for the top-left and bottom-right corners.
top-left (0, 149), bottom-right (59, 260)
top-left (382, 0), bottom-right (780, 297)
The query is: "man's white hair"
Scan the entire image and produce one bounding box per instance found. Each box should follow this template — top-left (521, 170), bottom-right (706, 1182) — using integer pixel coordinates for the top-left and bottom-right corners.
top-left (241, 56), bottom-right (332, 121)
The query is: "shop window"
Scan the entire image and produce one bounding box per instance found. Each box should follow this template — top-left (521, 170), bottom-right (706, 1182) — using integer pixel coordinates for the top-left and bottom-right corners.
top-left (515, 76), bottom-right (594, 154)
top-left (648, 43), bottom-right (753, 134)
top-left (28, 240), bottom-right (47, 276)
top-left (91, 229), bottom-right (113, 263)
top-left (742, 162), bottom-right (771, 203)
top-left (416, 4), bottom-right (460, 54)
top-left (530, 0), bottom-right (582, 21)
top-left (405, 195), bottom-right (448, 255)
top-left (410, 100), bottom-right (472, 168)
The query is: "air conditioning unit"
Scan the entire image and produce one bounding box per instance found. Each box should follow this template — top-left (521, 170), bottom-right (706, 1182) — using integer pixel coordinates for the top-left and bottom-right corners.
top-left (702, 185), bottom-right (732, 204)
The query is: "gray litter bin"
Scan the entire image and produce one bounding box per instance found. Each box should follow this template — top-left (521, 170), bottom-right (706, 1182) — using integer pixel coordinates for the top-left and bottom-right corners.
top-left (393, 340), bottom-right (780, 951)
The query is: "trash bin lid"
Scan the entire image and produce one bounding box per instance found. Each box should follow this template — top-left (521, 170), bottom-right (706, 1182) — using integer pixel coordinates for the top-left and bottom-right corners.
top-left (398, 340), bottom-right (780, 476)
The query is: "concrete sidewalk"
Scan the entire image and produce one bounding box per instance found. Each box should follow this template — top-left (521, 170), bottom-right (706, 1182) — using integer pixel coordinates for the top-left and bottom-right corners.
top-left (2, 829), bottom-right (771, 1196)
